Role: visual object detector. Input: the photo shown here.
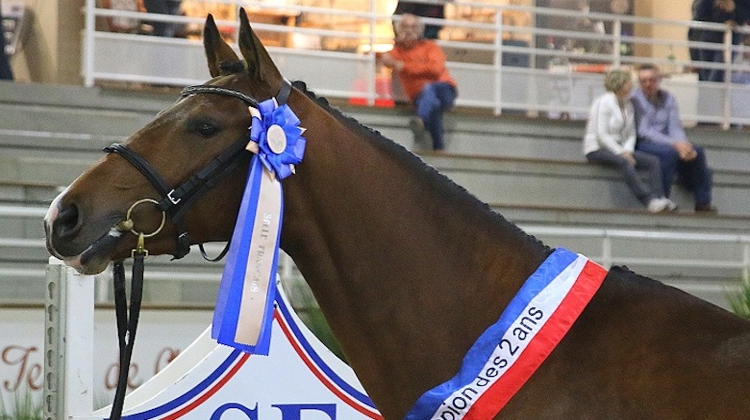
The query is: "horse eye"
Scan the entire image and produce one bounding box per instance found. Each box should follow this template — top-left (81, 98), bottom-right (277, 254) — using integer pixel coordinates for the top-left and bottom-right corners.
top-left (195, 123), bottom-right (217, 137)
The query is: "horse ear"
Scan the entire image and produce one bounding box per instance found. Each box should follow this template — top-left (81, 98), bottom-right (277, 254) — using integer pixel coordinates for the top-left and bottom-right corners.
top-left (237, 8), bottom-right (284, 86)
top-left (203, 14), bottom-right (239, 78)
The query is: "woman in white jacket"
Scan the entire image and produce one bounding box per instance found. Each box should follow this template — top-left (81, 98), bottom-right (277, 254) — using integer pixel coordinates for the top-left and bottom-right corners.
top-left (583, 69), bottom-right (676, 213)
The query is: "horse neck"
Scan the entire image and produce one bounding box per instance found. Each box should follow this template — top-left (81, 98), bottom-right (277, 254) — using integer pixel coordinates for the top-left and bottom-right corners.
top-left (281, 93), bottom-right (548, 418)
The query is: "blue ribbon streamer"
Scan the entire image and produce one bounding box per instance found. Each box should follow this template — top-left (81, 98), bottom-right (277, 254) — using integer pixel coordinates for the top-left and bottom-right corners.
top-left (212, 98), bottom-right (306, 355)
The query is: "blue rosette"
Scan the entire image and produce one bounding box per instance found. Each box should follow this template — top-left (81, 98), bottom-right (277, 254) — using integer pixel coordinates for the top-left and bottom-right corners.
top-left (249, 99), bottom-right (307, 180)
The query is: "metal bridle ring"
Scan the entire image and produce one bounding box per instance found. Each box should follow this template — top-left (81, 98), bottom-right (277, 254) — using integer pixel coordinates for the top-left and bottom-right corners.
top-left (125, 198), bottom-right (166, 238)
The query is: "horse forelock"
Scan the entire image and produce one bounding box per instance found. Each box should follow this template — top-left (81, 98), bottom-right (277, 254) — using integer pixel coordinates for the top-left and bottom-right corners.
top-left (218, 59), bottom-right (246, 76)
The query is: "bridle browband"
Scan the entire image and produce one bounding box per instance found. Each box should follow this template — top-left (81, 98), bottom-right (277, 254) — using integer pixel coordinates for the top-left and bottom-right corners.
top-left (103, 79), bottom-right (293, 259)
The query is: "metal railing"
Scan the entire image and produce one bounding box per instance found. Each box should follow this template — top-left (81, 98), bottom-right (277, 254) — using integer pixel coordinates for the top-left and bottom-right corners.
top-left (523, 226), bottom-right (750, 281)
top-left (3, 205), bottom-right (748, 307)
top-left (83, 0), bottom-right (750, 127)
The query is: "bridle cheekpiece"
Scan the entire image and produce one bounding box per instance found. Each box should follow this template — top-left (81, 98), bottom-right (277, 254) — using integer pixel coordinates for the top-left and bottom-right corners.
top-left (103, 79), bottom-right (293, 259)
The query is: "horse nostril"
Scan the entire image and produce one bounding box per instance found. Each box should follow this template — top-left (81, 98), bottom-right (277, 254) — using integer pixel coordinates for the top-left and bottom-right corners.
top-left (54, 202), bottom-right (81, 239)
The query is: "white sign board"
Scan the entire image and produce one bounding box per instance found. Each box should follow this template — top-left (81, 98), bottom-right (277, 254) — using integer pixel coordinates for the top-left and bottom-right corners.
top-left (72, 288), bottom-right (382, 420)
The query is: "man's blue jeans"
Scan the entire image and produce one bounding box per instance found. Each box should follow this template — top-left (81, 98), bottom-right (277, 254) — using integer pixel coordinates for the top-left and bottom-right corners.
top-left (636, 141), bottom-right (713, 206)
top-left (414, 82), bottom-right (457, 150)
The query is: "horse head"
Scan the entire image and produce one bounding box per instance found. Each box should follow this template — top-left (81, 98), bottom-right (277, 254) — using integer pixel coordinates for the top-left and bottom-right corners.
top-left (44, 9), bottom-right (292, 274)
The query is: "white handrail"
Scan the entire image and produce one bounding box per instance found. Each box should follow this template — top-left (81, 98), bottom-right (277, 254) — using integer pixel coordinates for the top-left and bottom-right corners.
top-left (81, 0), bottom-right (750, 127)
top-left (0, 205), bottom-right (48, 217)
top-left (523, 226), bottom-right (750, 282)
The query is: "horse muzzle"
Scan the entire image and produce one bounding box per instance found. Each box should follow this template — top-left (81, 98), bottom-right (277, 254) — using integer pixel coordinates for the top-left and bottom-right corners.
top-left (45, 189), bottom-right (170, 274)
top-left (44, 189), bottom-right (126, 274)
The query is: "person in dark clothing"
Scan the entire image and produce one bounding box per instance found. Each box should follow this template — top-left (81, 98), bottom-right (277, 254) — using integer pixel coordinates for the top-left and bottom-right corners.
top-left (393, 1), bottom-right (450, 40)
top-left (688, 0), bottom-right (737, 82)
top-left (0, 3), bottom-right (14, 80)
top-left (143, 0), bottom-right (183, 37)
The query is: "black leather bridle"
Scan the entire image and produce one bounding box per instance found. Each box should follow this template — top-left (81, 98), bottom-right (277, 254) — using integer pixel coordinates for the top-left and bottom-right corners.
top-left (104, 79), bottom-right (293, 420)
top-left (103, 79), bottom-right (293, 259)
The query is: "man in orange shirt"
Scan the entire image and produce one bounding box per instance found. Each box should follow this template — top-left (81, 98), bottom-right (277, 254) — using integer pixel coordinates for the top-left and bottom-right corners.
top-left (381, 14), bottom-right (457, 151)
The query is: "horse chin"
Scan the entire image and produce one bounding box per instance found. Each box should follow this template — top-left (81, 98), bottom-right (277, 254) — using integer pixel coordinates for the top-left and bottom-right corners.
top-left (56, 228), bottom-right (125, 275)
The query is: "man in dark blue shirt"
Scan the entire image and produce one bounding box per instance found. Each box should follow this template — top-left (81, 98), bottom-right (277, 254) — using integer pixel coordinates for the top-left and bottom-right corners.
top-left (631, 64), bottom-right (716, 213)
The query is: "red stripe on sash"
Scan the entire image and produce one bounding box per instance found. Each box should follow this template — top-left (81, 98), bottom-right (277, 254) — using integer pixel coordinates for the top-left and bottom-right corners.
top-left (463, 261), bottom-right (607, 419)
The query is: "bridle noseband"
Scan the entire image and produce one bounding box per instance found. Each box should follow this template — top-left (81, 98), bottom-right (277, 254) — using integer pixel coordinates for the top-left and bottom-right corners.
top-left (103, 80), bottom-right (292, 259)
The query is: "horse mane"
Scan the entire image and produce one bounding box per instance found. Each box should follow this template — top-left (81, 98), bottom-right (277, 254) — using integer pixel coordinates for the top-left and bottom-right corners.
top-left (210, 60), bottom-right (547, 254)
top-left (290, 80), bottom-right (551, 256)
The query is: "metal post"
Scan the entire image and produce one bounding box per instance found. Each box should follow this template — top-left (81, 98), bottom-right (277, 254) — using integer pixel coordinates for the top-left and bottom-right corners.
top-left (612, 20), bottom-right (622, 68)
top-left (494, 8), bottom-right (503, 116)
top-left (723, 27), bottom-right (733, 129)
top-left (83, 0), bottom-right (97, 87)
top-left (601, 235), bottom-right (613, 268)
top-left (366, 0), bottom-right (377, 107)
top-left (43, 257), bottom-right (96, 420)
top-left (43, 258), bottom-right (66, 420)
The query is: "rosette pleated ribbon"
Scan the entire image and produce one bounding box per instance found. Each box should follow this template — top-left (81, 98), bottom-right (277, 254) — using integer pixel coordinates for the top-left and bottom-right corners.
top-left (212, 98), bottom-right (306, 355)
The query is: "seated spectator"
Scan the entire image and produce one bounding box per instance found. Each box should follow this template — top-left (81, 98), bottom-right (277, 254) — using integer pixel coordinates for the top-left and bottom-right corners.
top-left (584, 69), bottom-right (674, 213)
top-left (632, 64), bottom-right (716, 213)
top-left (381, 13), bottom-right (457, 151)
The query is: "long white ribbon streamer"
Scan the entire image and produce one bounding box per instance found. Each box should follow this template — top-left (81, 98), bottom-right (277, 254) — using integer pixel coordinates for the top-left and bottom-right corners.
top-left (212, 156), bottom-right (282, 354)
top-left (233, 169), bottom-right (282, 346)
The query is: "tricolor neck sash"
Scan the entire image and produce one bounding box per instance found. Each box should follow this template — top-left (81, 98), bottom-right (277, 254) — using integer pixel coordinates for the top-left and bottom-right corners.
top-left (406, 248), bottom-right (607, 420)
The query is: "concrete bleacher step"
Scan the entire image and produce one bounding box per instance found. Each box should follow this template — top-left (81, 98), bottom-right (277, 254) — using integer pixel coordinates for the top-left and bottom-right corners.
top-left (0, 130), bottom-right (122, 156)
top-left (0, 156), bottom-right (98, 187)
top-left (1, 83), bottom-right (747, 210)
top-left (419, 152), bottom-right (750, 218)
top-left (342, 103), bottom-right (750, 172)
top-left (0, 239), bottom-right (225, 304)
top-left (0, 206), bottom-right (47, 238)
top-left (0, 82), bottom-right (172, 132)
top-left (495, 204), bottom-right (750, 234)
top-left (0, 82), bottom-right (174, 181)
top-left (0, 105), bottom-right (147, 142)
top-left (0, 179), bottom-right (64, 205)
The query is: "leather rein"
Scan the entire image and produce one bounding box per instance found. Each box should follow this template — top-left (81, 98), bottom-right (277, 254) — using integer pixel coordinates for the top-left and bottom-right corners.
top-left (105, 80), bottom-right (292, 420)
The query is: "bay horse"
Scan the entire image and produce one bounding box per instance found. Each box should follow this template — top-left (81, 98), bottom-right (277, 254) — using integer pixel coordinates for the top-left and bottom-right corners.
top-left (45, 9), bottom-right (750, 419)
